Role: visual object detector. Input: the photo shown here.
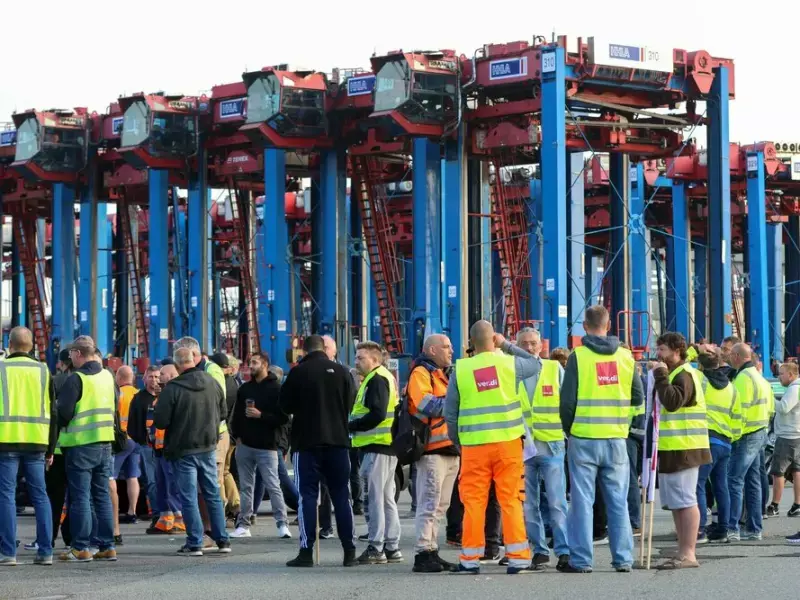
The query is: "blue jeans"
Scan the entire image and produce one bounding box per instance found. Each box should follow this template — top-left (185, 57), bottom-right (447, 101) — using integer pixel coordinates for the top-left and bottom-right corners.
top-left (171, 450), bottom-right (229, 549)
top-left (0, 451), bottom-right (53, 558)
top-left (567, 437), bottom-right (633, 570)
top-left (64, 444), bottom-right (115, 552)
top-left (759, 447), bottom-right (769, 514)
top-left (697, 442), bottom-right (731, 532)
top-left (626, 438), bottom-right (642, 529)
top-left (727, 428), bottom-right (767, 534)
top-left (524, 441), bottom-right (569, 556)
top-left (139, 445), bottom-right (158, 515)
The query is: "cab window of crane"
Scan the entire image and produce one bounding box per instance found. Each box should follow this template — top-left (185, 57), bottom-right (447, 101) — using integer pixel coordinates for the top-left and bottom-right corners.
top-left (403, 72), bottom-right (456, 124)
top-left (246, 76), bottom-right (280, 124)
top-left (149, 112), bottom-right (196, 157)
top-left (14, 118), bottom-right (40, 162)
top-left (38, 127), bottom-right (85, 172)
top-left (272, 88), bottom-right (325, 137)
top-left (121, 101), bottom-right (150, 148)
top-left (374, 61), bottom-right (410, 112)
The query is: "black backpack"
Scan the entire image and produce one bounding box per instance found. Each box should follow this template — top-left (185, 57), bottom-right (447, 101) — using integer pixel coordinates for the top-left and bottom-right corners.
top-left (390, 370), bottom-right (446, 465)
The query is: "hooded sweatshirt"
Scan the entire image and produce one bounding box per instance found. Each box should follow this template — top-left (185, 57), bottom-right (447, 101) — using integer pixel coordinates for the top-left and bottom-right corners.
top-left (559, 335), bottom-right (645, 437)
top-left (701, 367), bottom-right (736, 445)
top-left (152, 367), bottom-right (225, 460)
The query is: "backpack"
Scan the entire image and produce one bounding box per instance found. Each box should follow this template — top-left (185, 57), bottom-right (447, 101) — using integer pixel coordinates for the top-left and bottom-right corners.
top-left (390, 369), bottom-right (446, 465)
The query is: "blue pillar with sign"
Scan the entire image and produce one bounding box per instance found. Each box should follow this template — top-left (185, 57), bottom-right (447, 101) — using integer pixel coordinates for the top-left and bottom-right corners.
top-left (172, 198), bottom-right (188, 340)
top-left (567, 153), bottom-right (585, 338)
top-left (318, 149), bottom-right (346, 337)
top-left (412, 137), bottom-right (442, 354)
top-left (188, 148), bottom-right (211, 349)
top-left (529, 179), bottom-right (543, 326)
top-left (708, 66), bottom-right (733, 342)
top-left (609, 154), bottom-right (628, 341)
top-left (630, 162), bottom-right (649, 348)
top-left (746, 151), bottom-right (770, 365)
top-left (78, 185), bottom-right (96, 337)
top-left (258, 148), bottom-right (291, 368)
top-left (148, 169), bottom-right (170, 361)
top-left (95, 204), bottom-right (111, 355)
top-left (11, 240), bottom-right (26, 328)
top-left (694, 243), bottom-right (708, 341)
top-left (51, 183), bottom-right (75, 362)
top-left (768, 224), bottom-right (783, 361)
top-left (540, 45), bottom-right (567, 348)
top-left (668, 181), bottom-right (691, 337)
top-left (443, 127), bottom-right (466, 355)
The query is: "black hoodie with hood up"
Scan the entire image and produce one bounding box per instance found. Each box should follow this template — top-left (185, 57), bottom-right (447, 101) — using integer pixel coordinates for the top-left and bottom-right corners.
top-left (153, 367), bottom-right (225, 460)
top-left (560, 334), bottom-right (645, 436)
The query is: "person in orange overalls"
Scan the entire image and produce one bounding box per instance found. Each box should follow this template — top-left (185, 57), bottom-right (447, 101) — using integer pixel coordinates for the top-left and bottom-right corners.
top-left (444, 320), bottom-right (541, 575)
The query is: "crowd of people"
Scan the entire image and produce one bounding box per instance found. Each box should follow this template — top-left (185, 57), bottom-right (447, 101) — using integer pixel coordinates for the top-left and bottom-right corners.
top-left (1, 305), bottom-right (799, 574)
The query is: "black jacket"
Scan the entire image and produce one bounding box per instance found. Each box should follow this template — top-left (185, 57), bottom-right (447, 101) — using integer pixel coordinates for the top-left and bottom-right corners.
top-left (348, 367), bottom-right (393, 455)
top-left (224, 375), bottom-right (239, 421)
top-left (230, 373), bottom-right (288, 450)
top-left (127, 389), bottom-right (156, 446)
top-left (279, 351), bottom-right (355, 451)
top-left (0, 353), bottom-right (57, 455)
top-left (153, 367), bottom-right (225, 460)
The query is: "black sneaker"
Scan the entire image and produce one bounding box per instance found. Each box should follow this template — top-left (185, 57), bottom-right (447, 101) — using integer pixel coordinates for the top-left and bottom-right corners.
top-left (786, 531), bottom-right (800, 545)
top-left (413, 551), bottom-right (443, 573)
top-left (343, 549), bottom-right (358, 567)
top-left (767, 503), bottom-right (780, 517)
top-left (320, 528), bottom-right (335, 539)
top-left (357, 533), bottom-right (370, 542)
top-left (358, 545), bottom-right (387, 564)
top-left (286, 550), bottom-right (314, 567)
top-left (119, 514), bottom-right (138, 524)
top-left (533, 553), bottom-right (550, 566)
top-left (177, 545), bottom-right (203, 557)
top-left (707, 528), bottom-right (730, 544)
top-left (433, 551), bottom-right (458, 572)
top-left (480, 549), bottom-right (501, 563)
top-left (385, 549), bottom-right (403, 563)
top-left (217, 540), bottom-right (232, 554)
top-left (557, 561), bottom-right (592, 573)
top-left (788, 504), bottom-right (800, 517)
top-left (557, 554), bottom-right (570, 570)
top-left (615, 564), bottom-right (632, 573)
top-left (696, 530), bottom-right (708, 544)
top-left (498, 556), bottom-right (509, 566)
top-left (114, 535), bottom-right (124, 546)
top-left (507, 563), bottom-right (541, 575)
top-left (353, 505), bottom-right (364, 516)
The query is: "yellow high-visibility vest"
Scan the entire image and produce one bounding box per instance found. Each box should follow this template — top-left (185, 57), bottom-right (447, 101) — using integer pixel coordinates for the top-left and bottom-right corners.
top-left (58, 370), bottom-right (116, 448)
top-left (701, 377), bottom-right (739, 440)
top-left (571, 346), bottom-right (634, 439)
top-left (204, 361), bottom-right (228, 435)
top-left (734, 366), bottom-right (772, 435)
top-left (350, 365), bottom-right (398, 447)
top-left (0, 356), bottom-right (50, 446)
top-left (530, 359), bottom-right (563, 442)
top-left (659, 363), bottom-right (710, 451)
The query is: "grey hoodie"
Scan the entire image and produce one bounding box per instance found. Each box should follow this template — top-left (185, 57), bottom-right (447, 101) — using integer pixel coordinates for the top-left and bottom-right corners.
top-left (559, 335), bottom-right (645, 437)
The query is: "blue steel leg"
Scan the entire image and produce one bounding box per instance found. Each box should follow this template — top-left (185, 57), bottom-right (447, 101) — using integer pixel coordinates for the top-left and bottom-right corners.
top-left (350, 193), bottom-right (366, 346)
top-left (172, 190), bottom-right (188, 340)
top-left (188, 150), bottom-right (210, 348)
top-left (95, 204), bottom-right (111, 356)
top-left (609, 154), bottom-right (628, 341)
top-left (51, 183), bottom-right (76, 359)
top-left (207, 214), bottom-right (216, 351)
top-left (786, 217), bottom-right (800, 356)
top-left (78, 187), bottom-right (96, 337)
top-left (694, 243), bottom-right (708, 341)
top-left (670, 182), bottom-right (690, 337)
top-left (11, 241), bottom-right (26, 327)
top-left (568, 153), bottom-right (586, 339)
top-left (665, 238), bottom-right (676, 331)
top-left (584, 247), bottom-right (594, 307)
top-left (114, 226), bottom-right (129, 360)
top-left (540, 46), bottom-right (567, 348)
top-left (529, 179), bottom-right (543, 325)
top-left (630, 163), bottom-right (649, 348)
top-left (412, 137), bottom-right (442, 353)
top-left (443, 128), bottom-right (467, 354)
top-left (708, 66), bottom-right (733, 342)
top-left (318, 149), bottom-right (346, 338)
top-left (746, 152), bottom-right (769, 366)
top-left (148, 170), bottom-right (170, 361)
top-left (767, 224), bottom-right (783, 361)
top-left (258, 148), bottom-right (291, 369)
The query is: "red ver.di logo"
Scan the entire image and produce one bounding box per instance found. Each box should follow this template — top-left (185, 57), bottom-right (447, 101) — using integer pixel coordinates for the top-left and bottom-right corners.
top-left (595, 362), bottom-right (619, 386)
top-left (473, 366), bottom-right (500, 391)
top-left (541, 385), bottom-right (554, 397)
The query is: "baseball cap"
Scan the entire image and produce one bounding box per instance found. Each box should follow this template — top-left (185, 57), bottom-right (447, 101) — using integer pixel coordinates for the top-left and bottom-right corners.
top-left (210, 352), bottom-right (230, 369)
top-left (67, 335), bottom-right (97, 353)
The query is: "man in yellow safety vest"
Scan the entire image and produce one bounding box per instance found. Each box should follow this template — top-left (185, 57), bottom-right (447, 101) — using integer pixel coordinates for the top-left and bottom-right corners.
top-left (652, 332), bottom-right (711, 569)
top-left (0, 327), bottom-right (57, 566)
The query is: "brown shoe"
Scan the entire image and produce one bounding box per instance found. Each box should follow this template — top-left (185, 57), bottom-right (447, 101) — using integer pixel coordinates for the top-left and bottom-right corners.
top-left (59, 549), bottom-right (93, 562)
top-left (93, 549), bottom-right (118, 562)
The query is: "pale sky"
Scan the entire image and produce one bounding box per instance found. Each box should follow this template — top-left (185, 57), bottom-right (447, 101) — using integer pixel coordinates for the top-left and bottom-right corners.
top-left (1, 1), bottom-right (795, 145)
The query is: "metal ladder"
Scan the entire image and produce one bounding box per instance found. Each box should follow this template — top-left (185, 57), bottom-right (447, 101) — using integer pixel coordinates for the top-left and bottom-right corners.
top-left (351, 155), bottom-right (404, 354)
top-left (118, 195), bottom-right (149, 357)
top-left (13, 214), bottom-right (49, 360)
top-left (228, 182), bottom-right (260, 357)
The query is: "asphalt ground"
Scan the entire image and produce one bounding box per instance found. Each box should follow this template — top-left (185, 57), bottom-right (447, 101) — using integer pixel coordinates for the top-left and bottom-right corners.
top-left (3, 491), bottom-right (799, 600)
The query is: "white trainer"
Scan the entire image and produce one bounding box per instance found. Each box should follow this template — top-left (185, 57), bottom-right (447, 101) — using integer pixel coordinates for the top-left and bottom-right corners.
top-left (278, 524), bottom-right (292, 539)
top-left (230, 527), bottom-right (252, 538)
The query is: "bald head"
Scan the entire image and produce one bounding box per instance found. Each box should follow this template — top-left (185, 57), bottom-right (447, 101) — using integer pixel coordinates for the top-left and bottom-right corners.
top-left (730, 343), bottom-right (752, 369)
top-left (8, 327), bottom-right (33, 354)
top-left (423, 334), bottom-right (454, 368)
top-left (116, 365), bottom-right (134, 387)
top-left (160, 364), bottom-right (178, 384)
top-left (322, 335), bottom-right (337, 360)
top-left (470, 320), bottom-right (495, 352)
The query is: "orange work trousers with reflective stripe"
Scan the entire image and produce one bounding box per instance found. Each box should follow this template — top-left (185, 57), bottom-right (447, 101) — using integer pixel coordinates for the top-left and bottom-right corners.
top-left (459, 438), bottom-right (531, 569)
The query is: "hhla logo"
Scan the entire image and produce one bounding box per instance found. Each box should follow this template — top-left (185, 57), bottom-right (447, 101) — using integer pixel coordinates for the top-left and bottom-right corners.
top-left (595, 362), bottom-right (619, 386)
top-left (473, 366), bottom-right (500, 391)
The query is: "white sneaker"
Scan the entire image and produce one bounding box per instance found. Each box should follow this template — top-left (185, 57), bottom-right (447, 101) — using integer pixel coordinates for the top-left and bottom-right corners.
top-left (278, 524), bottom-right (292, 539)
top-left (230, 527), bottom-right (252, 538)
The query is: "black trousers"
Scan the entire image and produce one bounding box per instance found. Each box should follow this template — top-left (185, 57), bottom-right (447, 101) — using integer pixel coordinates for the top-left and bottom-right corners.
top-left (45, 454), bottom-right (70, 547)
top-left (446, 479), bottom-right (502, 552)
top-left (294, 448), bottom-right (355, 551)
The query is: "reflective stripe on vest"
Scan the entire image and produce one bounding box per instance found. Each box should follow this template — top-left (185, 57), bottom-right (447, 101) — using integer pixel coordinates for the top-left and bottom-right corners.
top-left (658, 363), bottom-right (710, 451)
top-left (531, 359), bottom-right (563, 442)
top-left (350, 365), bottom-right (398, 447)
top-left (455, 352), bottom-right (525, 446)
top-left (58, 370), bottom-right (116, 448)
top-left (736, 367), bottom-right (771, 435)
top-left (701, 377), bottom-right (738, 439)
top-left (0, 357), bottom-right (50, 446)
top-left (204, 361), bottom-right (228, 435)
top-left (571, 346), bottom-right (634, 439)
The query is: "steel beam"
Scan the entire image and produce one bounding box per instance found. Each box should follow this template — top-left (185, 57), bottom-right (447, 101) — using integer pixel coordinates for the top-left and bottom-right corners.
top-left (745, 152), bottom-right (769, 366)
top-left (350, 192), bottom-right (366, 344)
top-left (11, 241), bottom-right (26, 328)
top-left (148, 169), bottom-right (170, 361)
top-left (172, 187), bottom-right (188, 340)
top-left (609, 154), bottom-right (629, 341)
top-left (188, 149), bottom-right (211, 349)
top-left (78, 183), bottom-right (97, 337)
top-left (630, 162), bottom-right (650, 348)
top-left (786, 216), bottom-right (800, 356)
top-left (114, 226), bottom-right (129, 360)
top-left (669, 181), bottom-right (691, 337)
top-left (529, 179), bottom-right (543, 326)
top-left (568, 153), bottom-right (586, 338)
top-left (480, 162), bottom-right (493, 323)
top-left (258, 148), bottom-right (291, 368)
top-left (318, 149), bottom-right (347, 339)
top-left (541, 45), bottom-right (568, 348)
top-left (708, 65), bottom-right (733, 342)
top-left (693, 243), bottom-right (708, 341)
top-left (51, 183), bottom-right (76, 359)
top-left (96, 204), bottom-right (111, 355)
top-left (443, 127), bottom-right (467, 355)
top-left (768, 224), bottom-right (783, 361)
top-left (412, 137), bottom-right (442, 354)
